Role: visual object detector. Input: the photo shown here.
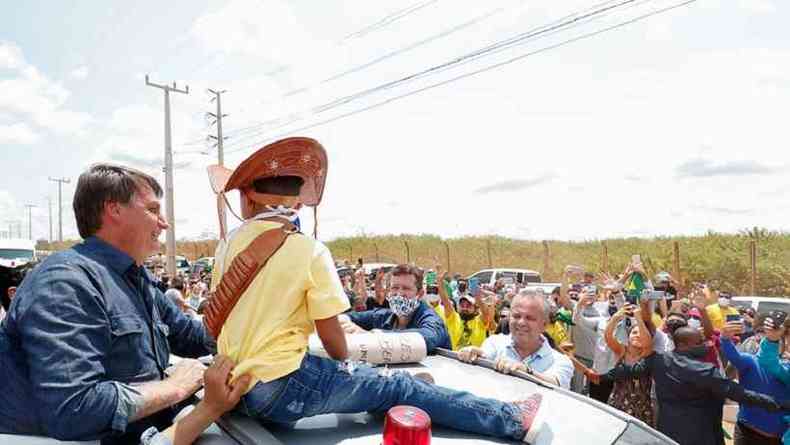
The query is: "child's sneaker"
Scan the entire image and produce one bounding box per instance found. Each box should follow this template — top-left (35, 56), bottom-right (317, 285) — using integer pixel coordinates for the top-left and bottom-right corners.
top-left (513, 393), bottom-right (549, 444)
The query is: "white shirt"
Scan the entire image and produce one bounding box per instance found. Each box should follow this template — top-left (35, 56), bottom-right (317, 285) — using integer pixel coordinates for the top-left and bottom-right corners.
top-left (480, 334), bottom-right (574, 389)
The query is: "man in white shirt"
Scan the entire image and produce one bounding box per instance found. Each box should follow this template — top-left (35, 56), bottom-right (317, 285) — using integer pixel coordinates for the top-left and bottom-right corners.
top-left (459, 289), bottom-right (574, 389)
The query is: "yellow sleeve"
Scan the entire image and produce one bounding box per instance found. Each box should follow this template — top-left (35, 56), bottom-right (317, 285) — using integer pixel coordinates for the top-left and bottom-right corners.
top-left (306, 243), bottom-right (350, 320)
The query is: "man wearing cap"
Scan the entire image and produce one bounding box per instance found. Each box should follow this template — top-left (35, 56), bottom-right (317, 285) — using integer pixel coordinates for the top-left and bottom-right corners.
top-left (205, 137), bottom-right (550, 444)
top-left (436, 268), bottom-right (495, 350)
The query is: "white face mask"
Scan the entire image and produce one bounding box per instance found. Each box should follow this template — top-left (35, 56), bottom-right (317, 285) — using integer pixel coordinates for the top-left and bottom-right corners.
top-left (424, 293), bottom-right (440, 305)
top-left (688, 318), bottom-right (702, 330)
top-left (718, 298), bottom-right (731, 308)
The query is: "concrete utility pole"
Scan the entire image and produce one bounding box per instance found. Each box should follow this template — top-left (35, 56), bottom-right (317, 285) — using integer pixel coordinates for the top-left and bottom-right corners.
top-left (146, 75), bottom-right (189, 278)
top-left (46, 196), bottom-right (53, 243)
top-left (24, 204), bottom-right (36, 240)
top-left (48, 177), bottom-right (70, 242)
top-left (207, 88), bottom-right (228, 233)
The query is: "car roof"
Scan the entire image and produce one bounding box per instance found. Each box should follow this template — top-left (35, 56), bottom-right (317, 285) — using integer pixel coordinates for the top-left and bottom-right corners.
top-left (0, 239), bottom-right (36, 250)
top-left (470, 268), bottom-right (542, 275)
top-left (206, 350), bottom-right (675, 445)
top-left (733, 296), bottom-right (790, 302)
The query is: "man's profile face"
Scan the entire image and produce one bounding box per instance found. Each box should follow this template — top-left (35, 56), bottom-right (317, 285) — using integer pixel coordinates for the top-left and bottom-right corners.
top-left (509, 296), bottom-right (545, 346)
top-left (389, 273), bottom-right (419, 299)
top-left (116, 183), bottom-right (168, 264)
top-left (7, 286), bottom-right (16, 300)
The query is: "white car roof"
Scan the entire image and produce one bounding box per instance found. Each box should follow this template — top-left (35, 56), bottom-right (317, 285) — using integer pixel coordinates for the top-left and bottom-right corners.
top-left (0, 239), bottom-right (36, 250)
top-left (471, 268), bottom-right (541, 275)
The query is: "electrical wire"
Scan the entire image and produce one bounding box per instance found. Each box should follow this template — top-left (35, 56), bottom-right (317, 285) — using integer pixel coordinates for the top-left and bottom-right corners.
top-left (216, 0), bottom-right (630, 147)
top-left (223, 0), bottom-right (697, 156)
top-left (342, 0), bottom-right (441, 42)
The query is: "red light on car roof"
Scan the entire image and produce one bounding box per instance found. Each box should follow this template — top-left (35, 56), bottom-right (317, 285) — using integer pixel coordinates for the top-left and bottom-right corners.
top-left (383, 405), bottom-right (431, 445)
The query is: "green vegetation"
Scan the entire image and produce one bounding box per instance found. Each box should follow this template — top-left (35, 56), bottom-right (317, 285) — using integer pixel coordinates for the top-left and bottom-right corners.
top-left (325, 229), bottom-right (790, 297)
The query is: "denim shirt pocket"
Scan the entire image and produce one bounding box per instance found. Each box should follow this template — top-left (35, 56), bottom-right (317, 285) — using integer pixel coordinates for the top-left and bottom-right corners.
top-left (107, 315), bottom-right (146, 379)
top-left (154, 322), bottom-right (172, 370)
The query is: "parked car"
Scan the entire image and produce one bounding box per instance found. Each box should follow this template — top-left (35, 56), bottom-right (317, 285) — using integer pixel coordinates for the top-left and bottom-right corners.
top-left (361, 262), bottom-right (397, 281)
top-left (468, 268), bottom-right (542, 287)
top-left (191, 257), bottom-right (215, 276)
top-left (732, 296), bottom-right (790, 315)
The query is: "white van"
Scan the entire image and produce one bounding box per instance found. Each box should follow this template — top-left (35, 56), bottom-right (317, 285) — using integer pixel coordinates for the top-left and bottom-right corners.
top-left (468, 268), bottom-right (542, 286)
top-left (732, 296), bottom-right (790, 315)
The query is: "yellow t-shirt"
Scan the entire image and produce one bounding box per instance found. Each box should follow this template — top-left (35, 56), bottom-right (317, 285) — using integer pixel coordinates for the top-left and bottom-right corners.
top-left (430, 303), bottom-right (447, 323)
top-left (706, 304), bottom-right (740, 331)
top-left (544, 321), bottom-right (569, 347)
top-left (445, 311), bottom-right (488, 350)
top-left (651, 312), bottom-right (664, 330)
top-left (211, 221), bottom-right (349, 389)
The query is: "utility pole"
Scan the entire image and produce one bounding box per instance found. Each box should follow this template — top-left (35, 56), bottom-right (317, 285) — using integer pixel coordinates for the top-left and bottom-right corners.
top-left (46, 196), bottom-right (53, 243)
top-left (207, 88), bottom-right (228, 234)
top-left (48, 177), bottom-right (70, 242)
top-left (24, 204), bottom-right (36, 240)
top-left (146, 75), bottom-right (189, 278)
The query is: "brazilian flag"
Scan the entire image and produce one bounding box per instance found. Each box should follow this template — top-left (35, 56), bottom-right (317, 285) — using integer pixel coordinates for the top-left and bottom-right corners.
top-left (624, 272), bottom-right (647, 303)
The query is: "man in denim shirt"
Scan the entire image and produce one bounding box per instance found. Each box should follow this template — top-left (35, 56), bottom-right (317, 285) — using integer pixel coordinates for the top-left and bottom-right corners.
top-left (0, 164), bottom-right (215, 444)
top-left (339, 264), bottom-right (451, 353)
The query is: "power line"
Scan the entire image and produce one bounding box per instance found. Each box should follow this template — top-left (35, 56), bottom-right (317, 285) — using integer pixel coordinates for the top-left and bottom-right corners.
top-left (224, 0), bottom-right (696, 155)
top-left (343, 0), bottom-right (441, 42)
top-left (218, 0), bottom-right (636, 151)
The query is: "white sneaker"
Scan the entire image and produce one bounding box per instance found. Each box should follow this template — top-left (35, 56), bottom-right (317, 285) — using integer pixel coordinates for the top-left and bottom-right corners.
top-left (513, 393), bottom-right (550, 444)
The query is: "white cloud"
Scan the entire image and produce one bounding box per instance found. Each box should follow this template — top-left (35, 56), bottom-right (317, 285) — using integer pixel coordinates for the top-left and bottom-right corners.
top-left (737, 0), bottom-right (775, 14)
top-left (69, 65), bottom-right (89, 80)
top-left (0, 41), bottom-right (93, 135)
top-left (0, 122), bottom-right (40, 144)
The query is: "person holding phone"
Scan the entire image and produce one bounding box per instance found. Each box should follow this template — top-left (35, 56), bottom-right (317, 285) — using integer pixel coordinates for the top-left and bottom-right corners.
top-left (436, 267), bottom-right (494, 350)
top-left (720, 317), bottom-right (789, 445)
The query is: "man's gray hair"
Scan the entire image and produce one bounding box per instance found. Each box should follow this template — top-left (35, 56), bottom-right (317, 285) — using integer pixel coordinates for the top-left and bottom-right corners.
top-left (514, 288), bottom-right (551, 321)
top-left (73, 163), bottom-right (163, 239)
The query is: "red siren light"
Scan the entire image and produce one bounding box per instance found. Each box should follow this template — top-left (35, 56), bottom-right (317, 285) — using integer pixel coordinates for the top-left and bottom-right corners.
top-left (382, 405), bottom-right (431, 445)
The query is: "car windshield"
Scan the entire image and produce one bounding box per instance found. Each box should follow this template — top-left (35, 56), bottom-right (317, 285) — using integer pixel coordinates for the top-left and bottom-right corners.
top-left (0, 249), bottom-right (34, 260)
top-left (757, 301), bottom-right (790, 314)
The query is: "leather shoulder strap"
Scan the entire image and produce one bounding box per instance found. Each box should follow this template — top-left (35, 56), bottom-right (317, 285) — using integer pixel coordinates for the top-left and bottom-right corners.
top-left (203, 221), bottom-right (297, 338)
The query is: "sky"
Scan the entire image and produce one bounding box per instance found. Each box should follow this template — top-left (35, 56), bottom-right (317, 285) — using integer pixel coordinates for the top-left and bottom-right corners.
top-left (1, 0), bottom-right (788, 243)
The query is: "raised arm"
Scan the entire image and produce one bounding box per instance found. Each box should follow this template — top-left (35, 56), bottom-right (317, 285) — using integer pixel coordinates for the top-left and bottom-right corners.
top-left (477, 289), bottom-right (496, 331)
top-left (692, 290), bottom-right (715, 340)
top-left (437, 266), bottom-right (457, 319)
top-left (719, 328), bottom-right (751, 373)
top-left (603, 307), bottom-right (627, 358)
top-left (374, 269), bottom-right (388, 305)
top-left (572, 293), bottom-right (599, 330)
top-left (757, 324), bottom-right (790, 387)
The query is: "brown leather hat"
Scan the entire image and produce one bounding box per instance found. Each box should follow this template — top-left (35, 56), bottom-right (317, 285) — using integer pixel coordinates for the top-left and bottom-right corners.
top-left (207, 137), bottom-right (327, 207)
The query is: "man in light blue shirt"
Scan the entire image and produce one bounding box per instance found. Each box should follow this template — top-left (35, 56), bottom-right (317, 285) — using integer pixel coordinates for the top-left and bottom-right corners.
top-left (459, 289), bottom-right (574, 389)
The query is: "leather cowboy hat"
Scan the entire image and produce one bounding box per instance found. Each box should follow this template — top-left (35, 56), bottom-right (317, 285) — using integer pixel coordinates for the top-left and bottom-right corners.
top-left (207, 137), bottom-right (328, 207)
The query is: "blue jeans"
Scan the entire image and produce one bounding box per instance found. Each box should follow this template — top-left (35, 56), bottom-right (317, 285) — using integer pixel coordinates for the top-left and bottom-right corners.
top-left (240, 354), bottom-right (526, 441)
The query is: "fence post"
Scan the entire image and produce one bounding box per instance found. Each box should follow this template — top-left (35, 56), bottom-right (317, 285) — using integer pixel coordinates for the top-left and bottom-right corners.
top-left (404, 241), bottom-right (410, 264)
top-left (444, 241), bottom-right (451, 272)
top-left (486, 239), bottom-right (493, 268)
top-left (673, 241), bottom-right (681, 287)
top-left (374, 243), bottom-right (380, 262)
top-left (749, 240), bottom-right (757, 295)
top-left (602, 242), bottom-right (609, 274)
top-left (349, 244), bottom-right (353, 263)
top-left (542, 240), bottom-right (551, 279)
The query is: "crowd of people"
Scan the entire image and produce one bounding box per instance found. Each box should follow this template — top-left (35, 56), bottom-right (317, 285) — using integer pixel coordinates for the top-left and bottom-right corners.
top-left (333, 259), bottom-right (790, 445)
top-left (2, 136), bottom-right (790, 445)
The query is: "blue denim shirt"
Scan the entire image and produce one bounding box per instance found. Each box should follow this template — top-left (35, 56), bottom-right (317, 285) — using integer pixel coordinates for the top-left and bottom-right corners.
top-left (348, 301), bottom-right (451, 352)
top-left (0, 237), bottom-right (215, 441)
